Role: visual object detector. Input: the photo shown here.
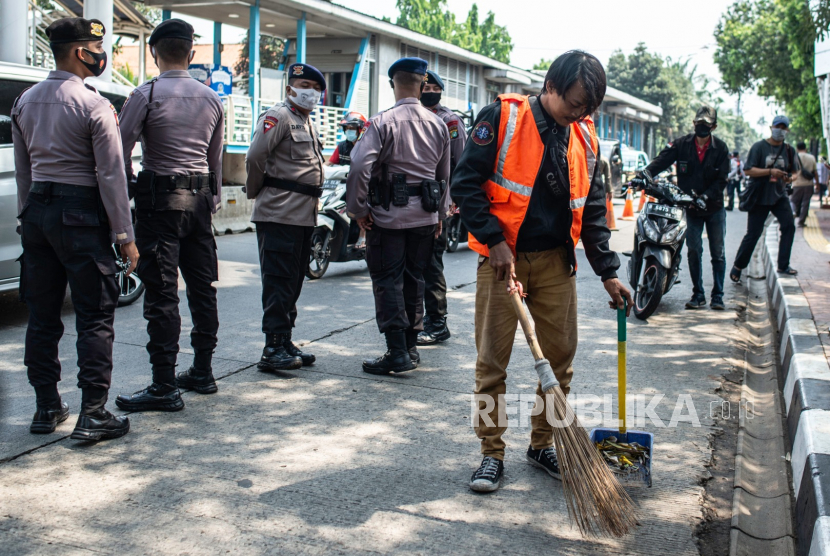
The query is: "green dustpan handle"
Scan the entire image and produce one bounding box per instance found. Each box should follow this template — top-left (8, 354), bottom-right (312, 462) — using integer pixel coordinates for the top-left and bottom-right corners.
top-left (618, 300), bottom-right (627, 434)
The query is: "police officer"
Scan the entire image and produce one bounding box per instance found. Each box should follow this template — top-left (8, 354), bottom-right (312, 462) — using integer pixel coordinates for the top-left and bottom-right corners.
top-left (634, 106), bottom-right (730, 310)
top-left (12, 18), bottom-right (134, 440)
top-left (114, 19), bottom-right (225, 412)
top-left (346, 57), bottom-right (451, 374)
top-left (325, 112), bottom-right (366, 166)
top-left (246, 63), bottom-right (326, 372)
top-left (417, 70), bottom-right (467, 346)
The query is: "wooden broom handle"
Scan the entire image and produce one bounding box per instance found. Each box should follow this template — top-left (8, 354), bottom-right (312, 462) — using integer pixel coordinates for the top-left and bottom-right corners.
top-left (509, 288), bottom-right (546, 362)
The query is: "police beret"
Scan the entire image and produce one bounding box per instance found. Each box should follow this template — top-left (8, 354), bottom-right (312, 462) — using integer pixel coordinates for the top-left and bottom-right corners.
top-left (388, 57), bottom-right (428, 79)
top-left (425, 70), bottom-right (445, 90)
top-left (46, 17), bottom-right (106, 45)
top-left (288, 63), bottom-right (326, 91)
top-left (148, 19), bottom-right (194, 46)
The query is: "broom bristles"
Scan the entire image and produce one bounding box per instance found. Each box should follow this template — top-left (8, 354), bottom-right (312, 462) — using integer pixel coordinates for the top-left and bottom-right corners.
top-left (545, 385), bottom-right (638, 538)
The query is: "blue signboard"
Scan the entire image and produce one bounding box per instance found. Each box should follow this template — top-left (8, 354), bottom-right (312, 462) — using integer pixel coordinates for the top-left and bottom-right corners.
top-left (187, 64), bottom-right (233, 97)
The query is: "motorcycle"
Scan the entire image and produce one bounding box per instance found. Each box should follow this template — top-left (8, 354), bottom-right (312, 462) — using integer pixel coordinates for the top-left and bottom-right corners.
top-left (624, 170), bottom-right (694, 320)
top-left (307, 165), bottom-right (366, 279)
top-left (445, 203), bottom-right (468, 253)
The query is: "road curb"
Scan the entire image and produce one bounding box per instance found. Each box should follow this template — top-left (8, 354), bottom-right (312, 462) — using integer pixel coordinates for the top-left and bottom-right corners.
top-left (761, 223), bottom-right (830, 556)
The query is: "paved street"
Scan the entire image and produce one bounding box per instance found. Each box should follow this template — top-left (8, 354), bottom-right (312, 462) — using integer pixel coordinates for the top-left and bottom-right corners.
top-left (0, 207), bottom-right (752, 554)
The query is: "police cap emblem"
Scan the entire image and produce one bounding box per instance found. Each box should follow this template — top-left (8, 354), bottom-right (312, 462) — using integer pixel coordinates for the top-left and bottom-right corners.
top-left (293, 65), bottom-right (304, 76)
top-left (90, 22), bottom-right (104, 37)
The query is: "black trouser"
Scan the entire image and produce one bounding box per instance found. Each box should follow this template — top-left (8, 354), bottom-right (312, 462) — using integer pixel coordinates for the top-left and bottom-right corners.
top-left (726, 179), bottom-right (740, 209)
top-left (423, 218), bottom-right (448, 319)
top-left (366, 224), bottom-right (436, 333)
top-left (18, 191), bottom-right (119, 391)
top-left (135, 193), bottom-right (218, 372)
top-left (791, 185), bottom-right (814, 225)
top-left (256, 222), bottom-right (312, 335)
top-left (734, 196), bottom-right (796, 271)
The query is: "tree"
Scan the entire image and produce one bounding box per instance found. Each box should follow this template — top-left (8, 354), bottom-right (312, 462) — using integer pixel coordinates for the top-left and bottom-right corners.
top-left (533, 59), bottom-right (554, 71)
top-left (714, 0), bottom-right (821, 140)
top-left (234, 34), bottom-right (285, 91)
top-left (395, 0), bottom-right (513, 64)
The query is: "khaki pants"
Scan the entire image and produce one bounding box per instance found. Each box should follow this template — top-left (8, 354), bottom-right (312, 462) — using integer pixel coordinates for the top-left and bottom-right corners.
top-left (474, 247), bottom-right (577, 460)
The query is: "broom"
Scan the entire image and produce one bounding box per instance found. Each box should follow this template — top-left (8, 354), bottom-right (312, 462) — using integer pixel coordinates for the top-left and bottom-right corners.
top-left (508, 279), bottom-right (638, 538)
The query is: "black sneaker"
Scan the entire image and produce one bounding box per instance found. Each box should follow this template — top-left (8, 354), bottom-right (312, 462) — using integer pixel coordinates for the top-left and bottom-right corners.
top-left (283, 335), bottom-right (316, 366)
top-left (70, 409), bottom-right (130, 441)
top-left (176, 366), bottom-right (218, 394)
top-left (710, 296), bottom-right (725, 311)
top-left (685, 296), bottom-right (706, 309)
top-left (469, 456), bottom-right (504, 493)
top-left (115, 384), bottom-right (185, 412)
top-left (30, 402), bottom-right (70, 434)
top-left (778, 267), bottom-right (799, 276)
top-left (526, 445), bottom-right (561, 480)
top-left (417, 316), bottom-right (451, 346)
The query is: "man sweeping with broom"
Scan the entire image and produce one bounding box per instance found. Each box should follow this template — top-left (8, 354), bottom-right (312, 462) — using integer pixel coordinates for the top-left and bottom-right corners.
top-left (452, 51), bottom-right (633, 494)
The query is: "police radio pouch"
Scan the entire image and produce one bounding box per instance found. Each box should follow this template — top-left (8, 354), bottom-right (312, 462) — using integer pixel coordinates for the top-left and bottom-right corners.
top-left (420, 179), bottom-right (445, 213)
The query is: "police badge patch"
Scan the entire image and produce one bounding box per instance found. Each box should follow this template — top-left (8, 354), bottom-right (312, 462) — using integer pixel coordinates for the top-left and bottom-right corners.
top-left (263, 116), bottom-right (278, 133)
top-left (448, 120), bottom-right (459, 139)
top-left (472, 121), bottom-right (494, 145)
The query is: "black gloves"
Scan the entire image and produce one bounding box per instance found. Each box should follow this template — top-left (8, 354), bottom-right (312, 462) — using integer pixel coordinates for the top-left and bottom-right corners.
top-left (694, 195), bottom-right (708, 211)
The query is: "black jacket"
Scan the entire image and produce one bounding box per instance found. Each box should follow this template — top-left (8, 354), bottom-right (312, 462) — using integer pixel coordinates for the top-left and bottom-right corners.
top-left (644, 133), bottom-right (730, 215)
top-left (451, 98), bottom-right (619, 280)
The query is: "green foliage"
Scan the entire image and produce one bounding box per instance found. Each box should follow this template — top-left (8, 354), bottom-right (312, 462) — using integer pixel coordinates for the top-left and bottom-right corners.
top-left (713, 0), bottom-right (821, 140)
top-left (533, 58), bottom-right (554, 71)
top-left (395, 0), bottom-right (513, 64)
top-left (131, 1), bottom-right (162, 25)
top-left (234, 34), bottom-right (286, 91)
top-left (810, 0), bottom-right (830, 41)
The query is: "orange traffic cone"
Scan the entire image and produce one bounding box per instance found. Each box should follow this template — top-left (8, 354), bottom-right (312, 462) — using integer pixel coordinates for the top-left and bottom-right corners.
top-left (621, 188), bottom-right (635, 220)
top-left (605, 196), bottom-right (618, 231)
top-left (636, 190), bottom-right (648, 212)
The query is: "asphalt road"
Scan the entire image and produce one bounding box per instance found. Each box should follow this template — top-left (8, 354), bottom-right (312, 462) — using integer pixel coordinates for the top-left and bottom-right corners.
top-left (0, 207), bottom-right (752, 554)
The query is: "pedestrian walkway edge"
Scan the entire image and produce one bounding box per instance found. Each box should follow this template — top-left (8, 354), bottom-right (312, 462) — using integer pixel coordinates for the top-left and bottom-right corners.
top-left (762, 222), bottom-right (830, 556)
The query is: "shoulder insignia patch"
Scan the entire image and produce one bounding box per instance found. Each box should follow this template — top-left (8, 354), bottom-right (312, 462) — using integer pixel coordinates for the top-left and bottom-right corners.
top-left (109, 104), bottom-right (119, 126)
top-left (447, 120), bottom-right (459, 139)
top-left (472, 121), bottom-right (494, 146)
top-left (357, 120), bottom-right (372, 140)
top-left (263, 116), bottom-right (278, 134)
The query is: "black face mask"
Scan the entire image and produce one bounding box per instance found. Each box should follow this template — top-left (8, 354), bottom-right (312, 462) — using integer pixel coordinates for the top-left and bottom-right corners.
top-left (694, 123), bottom-right (712, 138)
top-left (79, 48), bottom-right (107, 77)
top-left (420, 92), bottom-right (442, 107)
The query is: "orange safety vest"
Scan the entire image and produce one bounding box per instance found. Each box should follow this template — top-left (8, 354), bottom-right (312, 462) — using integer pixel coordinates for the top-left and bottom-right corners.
top-left (468, 94), bottom-right (598, 269)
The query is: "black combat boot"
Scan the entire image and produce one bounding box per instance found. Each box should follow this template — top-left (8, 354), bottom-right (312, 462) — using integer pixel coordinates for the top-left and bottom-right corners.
top-left (283, 331), bottom-right (316, 366)
top-left (363, 330), bottom-right (416, 375)
top-left (258, 333), bottom-right (302, 372)
top-left (71, 388), bottom-right (130, 441)
top-left (30, 384), bottom-right (69, 434)
top-left (115, 367), bottom-right (185, 412)
top-left (405, 329), bottom-right (420, 366)
top-left (176, 350), bottom-right (218, 394)
top-left (417, 315), bottom-right (451, 345)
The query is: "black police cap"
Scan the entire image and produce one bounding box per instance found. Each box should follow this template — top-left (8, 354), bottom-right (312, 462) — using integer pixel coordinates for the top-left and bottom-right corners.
top-left (288, 63), bottom-right (327, 91)
top-left (148, 19), bottom-right (195, 46)
top-left (46, 17), bottom-right (106, 45)
top-left (426, 70), bottom-right (445, 90)
top-left (388, 57), bottom-right (428, 79)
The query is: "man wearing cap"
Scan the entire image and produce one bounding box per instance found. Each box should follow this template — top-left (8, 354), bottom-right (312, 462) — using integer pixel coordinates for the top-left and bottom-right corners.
top-left (114, 19), bottom-right (225, 413)
top-left (417, 70), bottom-right (467, 347)
top-left (346, 57), bottom-right (451, 374)
top-left (731, 115), bottom-right (799, 279)
top-left (246, 63), bottom-right (326, 372)
top-left (12, 17), bottom-right (135, 440)
top-left (635, 105), bottom-right (730, 310)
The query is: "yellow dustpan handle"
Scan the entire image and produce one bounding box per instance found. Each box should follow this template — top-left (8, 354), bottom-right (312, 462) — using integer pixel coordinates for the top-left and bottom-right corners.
top-left (618, 302), bottom-right (627, 434)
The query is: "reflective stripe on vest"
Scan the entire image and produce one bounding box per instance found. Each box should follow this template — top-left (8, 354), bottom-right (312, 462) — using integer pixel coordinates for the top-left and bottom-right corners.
top-left (467, 94), bottom-right (598, 268)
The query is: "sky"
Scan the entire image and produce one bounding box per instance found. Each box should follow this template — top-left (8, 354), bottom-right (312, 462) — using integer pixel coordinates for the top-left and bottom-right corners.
top-left (176, 0), bottom-right (779, 134)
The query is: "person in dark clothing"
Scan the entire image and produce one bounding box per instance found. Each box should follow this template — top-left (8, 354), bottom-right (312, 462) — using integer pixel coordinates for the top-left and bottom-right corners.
top-left (635, 106), bottom-right (730, 310)
top-left (326, 111), bottom-right (366, 167)
top-left (726, 150), bottom-right (743, 211)
top-left (731, 115), bottom-right (799, 279)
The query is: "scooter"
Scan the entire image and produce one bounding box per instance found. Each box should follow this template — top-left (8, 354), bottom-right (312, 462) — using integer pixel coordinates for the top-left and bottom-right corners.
top-left (445, 203), bottom-right (468, 252)
top-left (307, 165), bottom-right (366, 279)
top-left (625, 169), bottom-right (694, 320)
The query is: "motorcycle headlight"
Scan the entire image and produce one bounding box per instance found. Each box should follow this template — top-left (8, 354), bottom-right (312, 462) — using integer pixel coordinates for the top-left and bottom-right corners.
top-left (661, 220), bottom-right (686, 243)
top-left (643, 218), bottom-right (661, 242)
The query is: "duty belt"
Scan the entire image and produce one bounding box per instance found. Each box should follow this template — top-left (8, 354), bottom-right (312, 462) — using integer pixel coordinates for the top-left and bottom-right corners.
top-left (154, 174), bottom-right (212, 191)
top-left (30, 181), bottom-right (99, 199)
top-left (405, 186), bottom-right (422, 197)
top-left (263, 177), bottom-right (323, 198)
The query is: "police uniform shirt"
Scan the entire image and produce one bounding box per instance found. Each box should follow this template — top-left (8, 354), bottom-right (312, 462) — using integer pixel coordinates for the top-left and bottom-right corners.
top-left (12, 70), bottom-right (134, 243)
top-left (119, 70), bottom-right (225, 212)
top-left (428, 103), bottom-right (467, 172)
top-left (245, 101), bottom-right (325, 226)
top-left (346, 98), bottom-right (452, 229)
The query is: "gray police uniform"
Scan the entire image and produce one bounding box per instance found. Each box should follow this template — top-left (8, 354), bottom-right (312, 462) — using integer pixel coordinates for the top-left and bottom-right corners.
top-left (346, 97), bottom-right (451, 334)
top-left (246, 100), bottom-right (324, 336)
top-left (118, 70), bottom-right (225, 382)
top-left (12, 71), bottom-right (132, 400)
top-left (423, 103), bottom-right (466, 325)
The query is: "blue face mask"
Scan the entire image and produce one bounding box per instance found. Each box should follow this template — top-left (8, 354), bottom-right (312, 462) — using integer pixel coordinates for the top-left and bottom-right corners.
top-left (345, 129), bottom-right (358, 142)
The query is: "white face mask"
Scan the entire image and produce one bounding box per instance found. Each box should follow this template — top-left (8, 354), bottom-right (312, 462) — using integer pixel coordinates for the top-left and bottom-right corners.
top-left (344, 129), bottom-right (358, 142)
top-left (288, 86), bottom-right (321, 111)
